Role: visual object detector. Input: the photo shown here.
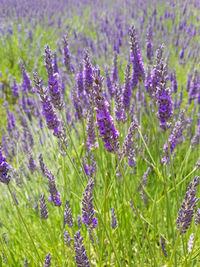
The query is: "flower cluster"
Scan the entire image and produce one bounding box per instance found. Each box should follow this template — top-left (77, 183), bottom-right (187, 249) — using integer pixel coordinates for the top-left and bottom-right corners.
top-left (82, 179), bottom-right (98, 229)
top-left (92, 68), bottom-right (119, 153)
top-left (177, 176), bottom-right (200, 234)
top-left (0, 149), bottom-right (11, 185)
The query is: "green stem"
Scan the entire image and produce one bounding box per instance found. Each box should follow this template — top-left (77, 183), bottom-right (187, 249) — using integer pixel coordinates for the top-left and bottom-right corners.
top-left (7, 184), bottom-right (42, 265)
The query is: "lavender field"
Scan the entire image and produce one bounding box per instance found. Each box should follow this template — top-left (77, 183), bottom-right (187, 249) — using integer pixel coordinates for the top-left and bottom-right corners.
top-left (1, 0), bottom-right (200, 266)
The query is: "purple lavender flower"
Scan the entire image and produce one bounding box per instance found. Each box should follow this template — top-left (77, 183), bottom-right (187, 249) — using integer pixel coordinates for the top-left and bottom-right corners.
top-left (111, 207), bottom-right (118, 229)
top-left (83, 50), bottom-right (93, 94)
top-left (146, 26), bottom-right (153, 62)
top-left (53, 52), bottom-right (58, 74)
top-left (46, 170), bottom-right (62, 207)
top-left (189, 69), bottom-right (199, 104)
top-left (77, 215), bottom-right (82, 229)
top-left (44, 46), bottom-right (63, 110)
top-left (161, 237), bottom-right (167, 258)
top-left (137, 167), bottom-right (151, 201)
top-left (156, 63), bottom-right (173, 130)
top-left (92, 68), bottom-right (119, 153)
top-left (122, 59), bottom-right (131, 110)
top-left (6, 112), bottom-right (16, 133)
top-left (129, 25), bottom-right (145, 83)
top-left (122, 119), bottom-right (138, 157)
top-left (19, 61), bottom-right (33, 94)
top-left (12, 78), bottom-right (19, 99)
top-left (162, 110), bottom-right (185, 164)
top-left (64, 200), bottom-right (73, 228)
top-left (148, 44), bottom-right (164, 98)
top-left (63, 35), bottom-right (74, 74)
top-left (177, 176), bottom-right (200, 234)
top-left (28, 154), bottom-right (37, 173)
top-left (76, 63), bottom-right (84, 98)
top-left (38, 156), bottom-right (61, 207)
top-left (82, 179), bottom-right (98, 229)
top-left (195, 208), bottom-right (200, 225)
top-left (0, 149), bottom-right (11, 185)
top-left (48, 73), bottom-right (63, 110)
top-left (44, 253), bottom-right (51, 267)
top-left (40, 194), bottom-right (48, 220)
top-left (82, 154), bottom-right (97, 178)
top-left (24, 258), bottom-right (28, 267)
top-left (86, 108), bottom-right (98, 150)
top-left (63, 230), bottom-right (71, 247)
top-left (33, 73), bottom-right (61, 137)
top-left (114, 83), bottom-right (127, 123)
top-left (74, 231), bottom-right (90, 267)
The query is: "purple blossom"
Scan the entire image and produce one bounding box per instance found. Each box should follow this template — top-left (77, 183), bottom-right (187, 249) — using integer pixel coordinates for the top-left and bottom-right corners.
top-left (177, 176), bottom-right (200, 234)
top-left (148, 44), bottom-right (164, 98)
top-left (129, 25), bottom-right (145, 83)
top-left (111, 207), bottom-right (118, 229)
top-left (161, 237), bottom-right (167, 258)
top-left (162, 109), bottom-right (185, 164)
top-left (195, 208), bottom-right (200, 225)
top-left (33, 73), bottom-right (61, 137)
top-left (0, 149), bottom-right (11, 185)
top-left (63, 230), bottom-right (71, 247)
top-left (19, 61), bottom-right (33, 94)
top-left (64, 200), bottom-right (73, 228)
top-left (82, 179), bottom-right (98, 229)
top-left (83, 50), bottom-right (93, 94)
top-left (86, 108), bottom-right (98, 150)
top-left (38, 155), bottom-right (62, 207)
top-left (44, 46), bottom-right (63, 110)
top-left (74, 231), bottom-right (90, 267)
top-left (156, 63), bottom-right (173, 130)
top-left (114, 83), bottom-right (127, 123)
top-left (122, 59), bottom-right (131, 110)
top-left (44, 253), bottom-right (51, 267)
top-left (27, 154), bottom-right (37, 173)
top-left (12, 78), bottom-right (19, 99)
top-left (40, 194), bottom-right (48, 220)
top-left (92, 68), bottom-right (119, 153)
top-left (82, 153), bottom-right (97, 177)
top-left (146, 26), bottom-right (153, 62)
top-left (63, 35), bottom-right (74, 74)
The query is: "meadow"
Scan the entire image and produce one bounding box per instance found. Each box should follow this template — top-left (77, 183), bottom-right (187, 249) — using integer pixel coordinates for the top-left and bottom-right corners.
top-left (1, 0), bottom-right (200, 266)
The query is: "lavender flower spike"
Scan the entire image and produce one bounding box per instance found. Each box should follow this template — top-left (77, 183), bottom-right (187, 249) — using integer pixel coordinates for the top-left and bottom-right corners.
top-left (74, 231), bottom-right (90, 267)
top-left (111, 207), bottom-right (118, 229)
top-left (86, 108), bottom-right (98, 150)
top-left (0, 149), bottom-right (11, 185)
top-left (92, 68), bottom-right (119, 153)
top-left (40, 194), bottom-right (48, 220)
top-left (129, 25), bottom-right (145, 83)
top-left (33, 73), bottom-right (61, 137)
top-left (63, 35), bottom-right (74, 74)
top-left (114, 83), bottom-right (127, 123)
top-left (82, 179), bottom-right (98, 229)
top-left (64, 200), bottom-right (73, 228)
top-left (195, 208), bottom-right (200, 225)
top-left (44, 253), bottom-right (51, 267)
top-left (177, 176), bottom-right (200, 234)
top-left (156, 63), bottom-right (173, 130)
top-left (44, 46), bottom-right (63, 110)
